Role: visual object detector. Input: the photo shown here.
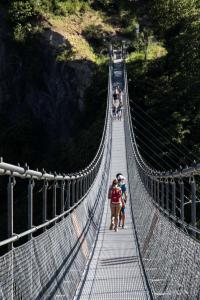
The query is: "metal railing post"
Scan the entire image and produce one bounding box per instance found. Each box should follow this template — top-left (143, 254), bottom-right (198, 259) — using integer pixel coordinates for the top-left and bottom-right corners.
top-left (71, 179), bottom-right (76, 207)
top-left (171, 179), bottom-right (176, 217)
top-left (61, 180), bottom-right (65, 214)
top-left (86, 173), bottom-right (89, 193)
top-left (153, 179), bottom-right (157, 202)
top-left (28, 178), bottom-right (34, 240)
top-left (146, 176), bottom-right (148, 192)
top-left (179, 178), bottom-right (184, 227)
top-left (43, 180), bottom-right (48, 230)
top-left (165, 179), bottom-right (169, 212)
top-left (76, 178), bottom-right (79, 203)
top-left (52, 181), bottom-right (57, 220)
top-left (88, 172), bottom-right (91, 189)
top-left (80, 177), bottom-right (83, 199)
top-left (7, 175), bottom-right (15, 300)
top-left (66, 180), bottom-right (71, 210)
top-left (90, 171), bottom-right (93, 187)
top-left (190, 176), bottom-right (197, 237)
top-left (142, 172), bottom-right (145, 186)
top-left (161, 179), bottom-right (164, 208)
top-left (146, 175), bottom-right (148, 190)
top-left (150, 177), bottom-right (153, 198)
top-left (157, 179), bottom-right (160, 204)
top-left (84, 173), bottom-right (88, 193)
top-left (7, 175), bottom-right (15, 250)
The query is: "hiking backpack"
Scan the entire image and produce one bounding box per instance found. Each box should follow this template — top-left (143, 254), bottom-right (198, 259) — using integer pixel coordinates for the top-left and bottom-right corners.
top-left (111, 187), bottom-right (121, 203)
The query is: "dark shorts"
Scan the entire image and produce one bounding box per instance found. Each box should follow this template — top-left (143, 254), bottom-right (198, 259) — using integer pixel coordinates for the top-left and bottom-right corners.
top-left (121, 207), bottom-right (125, 214)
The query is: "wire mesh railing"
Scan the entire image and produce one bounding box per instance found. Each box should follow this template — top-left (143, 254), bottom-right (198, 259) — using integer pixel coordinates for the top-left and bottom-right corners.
top-left (0, 56), bottom-right (113, 250)
top-left (0, 47), bottom-right (113, 300)
top-left (123, 47), bottom-right (200, 298)
top-left (123, 49), bottom-right (200, 238)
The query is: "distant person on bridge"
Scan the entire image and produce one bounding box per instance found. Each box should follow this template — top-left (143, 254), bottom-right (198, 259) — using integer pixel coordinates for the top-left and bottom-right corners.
top-left (108, 179), bottom-right (122, 232)
top-left (117, 84), bottom-right (121, 94)
top-left (112, 104), bottom-right (117, 120)
top-left (116, 174), bottom-right (127, 229)
top-left (117, 102), bottom-right (123, 121)
top-left (113, 85), bottom-right (121, 102)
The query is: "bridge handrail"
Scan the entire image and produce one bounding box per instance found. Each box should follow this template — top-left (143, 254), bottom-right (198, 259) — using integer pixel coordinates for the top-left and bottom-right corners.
top-left (0, 49), bottom-right (113, 248)
top-left (123, 49), bottom-right (200, 237)
top-left (0, 176), bottom-right (94, 247)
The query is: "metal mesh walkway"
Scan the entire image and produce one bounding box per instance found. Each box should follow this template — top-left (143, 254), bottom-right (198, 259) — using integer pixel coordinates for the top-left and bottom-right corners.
top-left (75, 57), bottom-right (150, 300)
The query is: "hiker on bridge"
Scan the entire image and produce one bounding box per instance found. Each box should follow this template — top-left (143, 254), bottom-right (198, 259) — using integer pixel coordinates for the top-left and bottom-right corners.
top-left (112, 104), bottom-right (117, 120)
top-left (108, 179), bottom-right (122, 232)
top-left (113, 85), bottom-right (121, 102)
top-left (116, 102), bottom-right (123, 121)
top-left (117, 174), bottom-right (127, 229)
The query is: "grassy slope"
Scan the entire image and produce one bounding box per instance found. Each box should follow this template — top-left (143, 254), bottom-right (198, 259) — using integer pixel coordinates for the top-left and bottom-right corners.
top-left (47, 10), bottom-right (115, 62)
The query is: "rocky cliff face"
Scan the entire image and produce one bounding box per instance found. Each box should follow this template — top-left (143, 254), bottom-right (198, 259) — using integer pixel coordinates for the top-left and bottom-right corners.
top-left (0, 14), bottom-right (95, 168)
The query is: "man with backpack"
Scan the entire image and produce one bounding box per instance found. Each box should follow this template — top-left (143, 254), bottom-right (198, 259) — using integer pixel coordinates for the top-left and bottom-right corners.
top-left (116, 174), bottom-right (127, 229)
top-left (108, 179), bottom-right (122, 232)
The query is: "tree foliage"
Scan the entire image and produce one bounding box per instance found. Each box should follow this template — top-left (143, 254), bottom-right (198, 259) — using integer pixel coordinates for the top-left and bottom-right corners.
top-left (9, 1), bottom-right (36, 25)
top-left (149, 0), bottom-right (198, 37)
top-left (127, 0), bottom-right (200, 170)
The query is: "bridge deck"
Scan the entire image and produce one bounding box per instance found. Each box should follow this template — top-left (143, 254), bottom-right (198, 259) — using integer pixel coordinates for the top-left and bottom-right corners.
top-left (75, 57), bottom-right (150, 299)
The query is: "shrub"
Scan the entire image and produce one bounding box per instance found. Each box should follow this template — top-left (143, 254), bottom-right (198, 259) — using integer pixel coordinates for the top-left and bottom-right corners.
top-left (83, 24), bottom-right (110, 54)
top-left (122, 18), bottom-right (137, 38)
top-left (13, 23), bottom-right (32, 42)
top-left (9, 1), bottom-right (36, 25)
top-left (53, 0), bottom-right (90, 16)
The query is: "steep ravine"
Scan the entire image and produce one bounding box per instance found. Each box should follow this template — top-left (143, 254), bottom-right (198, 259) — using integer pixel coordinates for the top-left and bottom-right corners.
top-left (0, 14), bottom-right (98, 171)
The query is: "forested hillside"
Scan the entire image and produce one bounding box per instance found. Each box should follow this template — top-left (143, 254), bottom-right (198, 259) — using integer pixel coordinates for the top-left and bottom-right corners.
top-left (0, 0), bottom-right (111, 173)
top-left (127, 0), bottom-right (200, 170)
top-left (0, 0), bottom-right (199, 172)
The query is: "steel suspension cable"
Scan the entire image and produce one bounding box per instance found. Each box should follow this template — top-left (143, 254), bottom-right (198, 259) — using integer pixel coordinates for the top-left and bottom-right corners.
top-left (130, 113), bottom-right (191, 169)
top-left (132, 129), bottom-right (198, 198)
top-left (130, 101), bottom-right (198, 163)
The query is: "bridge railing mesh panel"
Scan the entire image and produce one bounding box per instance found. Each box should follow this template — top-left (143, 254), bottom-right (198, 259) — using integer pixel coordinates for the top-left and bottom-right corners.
top-left (0, 122), bottom-right (111, 300)
top-left (123, 64), bottom-right (200, 299)
top-left (0, 62), bottom-right (112, 300)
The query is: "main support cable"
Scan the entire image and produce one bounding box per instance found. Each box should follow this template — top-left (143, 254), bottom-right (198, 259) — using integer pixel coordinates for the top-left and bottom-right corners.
top-left (130, 105), bottom-right (195, 170)
top-left (129, 115), bottom-right (198, 199)
top-left (131, 101), bottom-right (199, 163)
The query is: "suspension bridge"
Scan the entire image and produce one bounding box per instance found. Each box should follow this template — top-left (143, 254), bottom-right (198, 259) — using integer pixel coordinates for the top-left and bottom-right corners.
top-left (0, 46), bottom-right (200, 299)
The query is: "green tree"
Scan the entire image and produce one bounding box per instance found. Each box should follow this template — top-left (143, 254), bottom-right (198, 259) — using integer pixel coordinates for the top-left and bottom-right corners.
top-left (9, 0), bottom-right (36, 25)
top-left (149, 0), bottom-right (198, 37)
